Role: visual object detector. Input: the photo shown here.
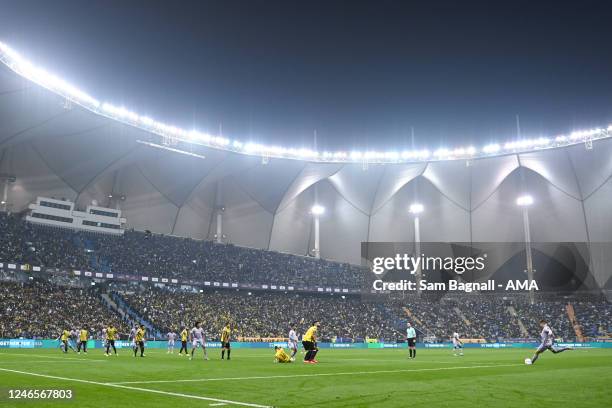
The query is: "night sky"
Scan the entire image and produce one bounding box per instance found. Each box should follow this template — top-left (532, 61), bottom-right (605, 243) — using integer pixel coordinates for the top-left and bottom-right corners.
top-left (1, 0), bottom-right (611, 151)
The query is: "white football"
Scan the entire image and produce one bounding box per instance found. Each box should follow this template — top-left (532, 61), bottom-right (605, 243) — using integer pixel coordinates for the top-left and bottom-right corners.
top-left (524, 358), bottom-right (532, 365)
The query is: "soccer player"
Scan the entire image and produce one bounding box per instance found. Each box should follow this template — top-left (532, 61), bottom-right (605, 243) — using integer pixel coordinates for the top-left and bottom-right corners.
top-left (134, 324), bottom-right (146, 357)
top-left (220, 323), bottom-right (231, 360)
top-left (452, 332), bottom-right (464, 356)
top-left (406, 322), bottom-right (417, 359)
top-left (179, 326), bottom-right (189, 355)
top-left (129, 324), bottom-right (138, 354)
top-left (58, 329), bottom-right (75, 353)
top-left (77, 327), bottom-right (89, 354)
top-left (189, 321), bottom-right (209, 361)
top-left (70, 329), bottom-right (79, 350)
top-left (274, 346), bottom-right (292, 363)
top-left (302, 321), bottom-right (320, 364)
top-left (105, 324), bottom-right (118, 356)
top-left (529, 319), bottom-right (573, 365)
top-left (167, 330), bottom-right (177, 354)
top-left (288, 324), bottom-right (299, 360)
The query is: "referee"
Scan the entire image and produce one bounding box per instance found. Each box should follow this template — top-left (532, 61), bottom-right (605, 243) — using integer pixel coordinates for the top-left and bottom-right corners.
top-left (406, 322), bottom-right (417, 359)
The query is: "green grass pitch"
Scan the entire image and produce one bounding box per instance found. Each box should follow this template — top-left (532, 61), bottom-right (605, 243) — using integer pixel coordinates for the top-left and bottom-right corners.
top-left (0, 347), bottom-right (610, 407)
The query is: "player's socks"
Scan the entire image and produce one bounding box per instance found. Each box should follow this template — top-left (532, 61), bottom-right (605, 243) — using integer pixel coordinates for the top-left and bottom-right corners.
top-left (221, 350), bottom-right (225, 359)
top-left (413, 349), bottom-right (416, 358)
top-left (227, 349), bottom-right (230, 360)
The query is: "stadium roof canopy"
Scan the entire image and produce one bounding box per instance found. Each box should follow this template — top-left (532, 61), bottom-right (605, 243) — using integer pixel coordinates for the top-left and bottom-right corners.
top-left (0, 42), bottom-right (611, 290)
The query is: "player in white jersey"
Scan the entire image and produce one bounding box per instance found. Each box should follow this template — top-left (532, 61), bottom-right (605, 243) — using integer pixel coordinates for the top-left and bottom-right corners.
top-left (452, 332), bottom-right (464, 356)
top-left (129, 325), bottom-right (138, 353)
top-left (189, 321), bottom-right (209, 360)
top-left (529, 320), bottom-right (572, 364)
top-left (167, 331), bottom-right (177, 354)
top-left (288, 324), bottom-right (299, 360)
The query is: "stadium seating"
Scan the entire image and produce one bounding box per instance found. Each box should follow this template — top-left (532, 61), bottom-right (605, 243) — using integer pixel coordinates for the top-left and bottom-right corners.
top-left (0, 278), bottom-right (129, 339)
top-left (0, 212), bottom-right (610, 342)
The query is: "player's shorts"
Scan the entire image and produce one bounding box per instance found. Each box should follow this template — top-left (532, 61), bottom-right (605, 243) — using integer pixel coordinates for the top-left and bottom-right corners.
top-left (192, 339), bottom-right (205, 348)
top-left (407, 338), bottom-right (416, 347)
top-left (537, 342), bottom-right (553, 353)
top-left (302, 340), bottom-right (316, 351)
top-left (288, 340), bottom-right (298, 350)
top-left (221, 341), bottom-right (231, 349)
top-left (168, 340), bottom-right (175, 346)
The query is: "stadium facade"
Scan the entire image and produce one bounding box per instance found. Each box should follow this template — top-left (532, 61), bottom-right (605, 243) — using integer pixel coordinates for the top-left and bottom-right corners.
top-left (0, 44), bottom-right (611, 292)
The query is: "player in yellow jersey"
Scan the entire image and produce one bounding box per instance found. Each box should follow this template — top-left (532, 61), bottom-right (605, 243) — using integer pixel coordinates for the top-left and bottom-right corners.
top-left (220, 323), bottom-right (232, 360)
top-left (274, 346), bottom-right (292, 363)
top-left (105, 325), bottom-right (118, 356)
top-left (58, 329), bottom-right (75, 353)
top-left (134, 324), bottom-right (146, 357)
top-left (179, 327), bottom-right (189, 355)
top-left (302, 321), bottom-right (320, 364)
top-left (77, 327), bottom-right (89, 354)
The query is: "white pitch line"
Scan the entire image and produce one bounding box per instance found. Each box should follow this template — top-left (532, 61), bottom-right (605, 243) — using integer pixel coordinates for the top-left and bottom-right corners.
top-left (0, 360), bottom-right (107, 364)
top-left (0, 352), bottom-right (107, 361)
top-left (108, 363), bottom-right (522, 385)
top-left (210, 404), bottom-right (227, 406)
top-left (0, 368), bottom-right (271, 408)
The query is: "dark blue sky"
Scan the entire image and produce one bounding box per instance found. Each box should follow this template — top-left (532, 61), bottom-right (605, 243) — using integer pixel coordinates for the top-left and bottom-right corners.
top-left (1, 0), bottom-right (611, 151)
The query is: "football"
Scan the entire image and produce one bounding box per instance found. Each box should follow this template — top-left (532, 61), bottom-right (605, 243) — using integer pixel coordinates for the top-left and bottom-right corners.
top-left (524, 358), bottom-right (532, 365)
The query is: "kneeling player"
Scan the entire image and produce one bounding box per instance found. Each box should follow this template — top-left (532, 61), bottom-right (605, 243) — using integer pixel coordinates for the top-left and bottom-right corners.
top-left (134, 324), bottom-right (146, 357)
top-left (452, 332), bottom-right (463, 356)
top-left (274, 346), bottom-right (292, 363)
top-left (221, 323), bottom-right (231, 360)
top-left (530, 320), bottom-right (572, 365)
top-left (302, 321), bottom-right (320, 364)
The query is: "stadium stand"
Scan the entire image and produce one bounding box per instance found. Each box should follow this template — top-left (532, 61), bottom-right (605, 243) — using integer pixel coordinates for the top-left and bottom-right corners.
top-left (0, 213), bottom-right (610, 342)
top-left (0, 278), bottom-right (129, 339)
top-left (0, 212), bottom-right (361, 288)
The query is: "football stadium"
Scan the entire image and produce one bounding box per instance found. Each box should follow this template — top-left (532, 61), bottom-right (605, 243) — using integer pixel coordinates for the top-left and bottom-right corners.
top-left (1, 2), bottom-right (611, 407)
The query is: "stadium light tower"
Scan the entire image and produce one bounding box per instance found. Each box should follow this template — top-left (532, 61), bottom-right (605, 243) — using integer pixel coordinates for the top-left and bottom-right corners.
top-left (517, 194), bottom-right (535, 304)
top-left (311, 205), bottom-right (325, 259)
top-left (409, 203), bottom-right (424, 296)
top-left (0, 174), bottom-right (16, 212)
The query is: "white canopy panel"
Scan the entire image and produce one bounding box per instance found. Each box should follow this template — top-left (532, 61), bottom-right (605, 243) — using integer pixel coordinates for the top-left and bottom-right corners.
top-left (0, 64), bottom-right (611, 288)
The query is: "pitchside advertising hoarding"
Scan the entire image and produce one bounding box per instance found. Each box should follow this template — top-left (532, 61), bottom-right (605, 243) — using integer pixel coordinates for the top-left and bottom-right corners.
top-left (1, 339), bottom-right (610, 349)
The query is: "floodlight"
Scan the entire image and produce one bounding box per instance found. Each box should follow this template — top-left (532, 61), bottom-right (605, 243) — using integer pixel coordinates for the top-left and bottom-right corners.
top-left (409, 203), bottom-right (424, 214)
top-left (311, 205), bottom-right (325, 215)
top-left (516, 195), bottom-right (534, 206)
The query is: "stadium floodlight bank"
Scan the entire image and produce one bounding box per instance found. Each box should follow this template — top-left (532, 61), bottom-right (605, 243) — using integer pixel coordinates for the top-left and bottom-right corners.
top-left (1, 40), bottom-right (611, 164)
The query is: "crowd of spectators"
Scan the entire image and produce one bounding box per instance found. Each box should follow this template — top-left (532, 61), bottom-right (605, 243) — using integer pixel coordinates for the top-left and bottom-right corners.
top-left (0, 212), bottom-right (362, 287)
top-left (0, 278), bottom-right (129, 339)
top-left (0, 213), bottom-right (88, 269)
top-left (117, 287), bottom-right (402, 341)
top-left (0, 213), bottom-right (610, 342)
